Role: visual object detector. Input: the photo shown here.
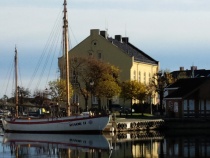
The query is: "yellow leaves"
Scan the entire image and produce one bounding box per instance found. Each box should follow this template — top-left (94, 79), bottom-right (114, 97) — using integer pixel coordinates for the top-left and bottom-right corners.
top-left (48, 79), bottom-right (73, 101)
top-left (121, 80), bottom-right (147, 101)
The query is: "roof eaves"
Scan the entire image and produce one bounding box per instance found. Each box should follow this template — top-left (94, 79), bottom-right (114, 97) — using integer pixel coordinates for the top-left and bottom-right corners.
top-left (164, 98), bottom-right (182, 100)
top-left (127, 42), bottom-right (156, 61)
top-left (165, 87), bottom-right (179, 90)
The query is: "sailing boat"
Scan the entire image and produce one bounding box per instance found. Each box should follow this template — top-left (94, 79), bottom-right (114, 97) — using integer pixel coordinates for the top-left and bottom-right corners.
top-left (2, 0), bottom-right (110, 133)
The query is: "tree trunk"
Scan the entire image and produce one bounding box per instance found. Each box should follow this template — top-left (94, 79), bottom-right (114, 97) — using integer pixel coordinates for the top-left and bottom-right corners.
top-left (130, 99), bottom-right (133, 116)
top-left (160, 90), bottom-right (163, 115)
top-left (85, 98), bottom-right (88, 111)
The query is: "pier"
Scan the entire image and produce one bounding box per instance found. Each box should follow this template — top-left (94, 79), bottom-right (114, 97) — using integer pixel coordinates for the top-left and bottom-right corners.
top-left (104, 115), bottom-right (164, 132)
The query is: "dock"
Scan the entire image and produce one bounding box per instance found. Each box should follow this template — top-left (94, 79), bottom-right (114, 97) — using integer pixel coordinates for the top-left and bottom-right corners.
top-left (104, 116), bottom-right (164, 132)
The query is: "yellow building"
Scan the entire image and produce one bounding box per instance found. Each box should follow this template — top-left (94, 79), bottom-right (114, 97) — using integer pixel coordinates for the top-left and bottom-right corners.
top-left (58, 29), bottom-right (159, 110)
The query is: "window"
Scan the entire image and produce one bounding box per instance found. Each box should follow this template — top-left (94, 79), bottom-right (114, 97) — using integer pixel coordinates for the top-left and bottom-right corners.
top-left (149, 73), bottom-right (151, 84)
top-left (71, 70), bottom-right (77, 83)
top-left (134, 70), bottom-right (136, 80)
top-left (98, 50), bottom-right (103, 60)
top-left (138, 71), bottom-right (141, 82)
top-left (88, 50), bottom-right (93, 56)
top-left (98, 52), bottom-right (102, 59)
top-left (72, 94), bottom-right (79, 104)
top-left (92, 96), bottom-right (98, 104)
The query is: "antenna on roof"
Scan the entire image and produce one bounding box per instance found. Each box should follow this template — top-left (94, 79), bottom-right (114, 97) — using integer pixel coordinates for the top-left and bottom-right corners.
top-left (125, 23), bottom-right (127, 37)
top-left (105, 19), bottom-right (108, 32)
top-left (192, 62), bottom-right (195, 78)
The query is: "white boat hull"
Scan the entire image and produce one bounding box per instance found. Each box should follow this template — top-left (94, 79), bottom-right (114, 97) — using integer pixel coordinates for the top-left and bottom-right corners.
top-left (2, 115), bottom-right (110, 133)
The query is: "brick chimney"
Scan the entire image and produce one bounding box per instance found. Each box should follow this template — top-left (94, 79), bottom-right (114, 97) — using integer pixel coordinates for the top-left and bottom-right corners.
top-left (115, 35), bottom-right (122, 42)
top-left (100, 30), bottom-right (108, 39)
top-left (122, 37), bottom-right (129, 43)
top-left (180, 67), bottom-right (184, 71)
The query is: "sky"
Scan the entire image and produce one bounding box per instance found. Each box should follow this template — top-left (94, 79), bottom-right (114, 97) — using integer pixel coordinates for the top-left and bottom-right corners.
top-left (1, 0), bottom-right (210, 98)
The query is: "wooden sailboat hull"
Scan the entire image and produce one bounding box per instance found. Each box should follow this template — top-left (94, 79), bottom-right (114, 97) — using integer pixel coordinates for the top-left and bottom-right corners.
top-left (2, 115), bottom-right (110, 133)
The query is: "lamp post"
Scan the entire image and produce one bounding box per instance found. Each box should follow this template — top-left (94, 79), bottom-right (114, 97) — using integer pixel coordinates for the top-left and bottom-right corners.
top-left (157, 71), bottom-right (164, 115)
top-left (150, 95), bottom-right (153, 115)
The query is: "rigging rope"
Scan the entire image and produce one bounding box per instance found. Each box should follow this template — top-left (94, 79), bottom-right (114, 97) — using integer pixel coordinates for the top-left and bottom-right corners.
top-left (27, 7), bottom-right (63, 91)
top-left (2, 49), bottom-right (22, 98)
top-left (69, 25), bottom-right (78, 48)
top-left (44, 29), bottom-right (62, 87)
top-left (3, 58), bottom-right (13, 97)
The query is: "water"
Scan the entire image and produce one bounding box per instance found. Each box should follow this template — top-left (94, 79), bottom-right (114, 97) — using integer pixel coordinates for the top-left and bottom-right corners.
top-left (1, 129), bottom-right (210, 158)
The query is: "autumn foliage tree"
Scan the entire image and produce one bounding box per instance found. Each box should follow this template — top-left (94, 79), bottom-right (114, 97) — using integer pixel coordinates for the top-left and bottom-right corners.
top-left (121, 80), bottom-right (147, 115)
top-left (48, 79), bottom-right (73, 102)
top-left (71, 57), bottom-right (121, 111)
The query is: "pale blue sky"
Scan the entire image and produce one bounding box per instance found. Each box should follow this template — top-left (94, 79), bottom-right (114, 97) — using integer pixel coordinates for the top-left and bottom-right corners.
top-left (1, 0), bottom-right (210, 97)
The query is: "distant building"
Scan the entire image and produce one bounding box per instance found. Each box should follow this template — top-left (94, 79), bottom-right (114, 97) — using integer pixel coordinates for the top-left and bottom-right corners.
top-left (58, 29), bottom-right (159, 110)
top-left (171, 66), bottom-right (210, 79)
top-left (164, 77), bottom-right (210, 118)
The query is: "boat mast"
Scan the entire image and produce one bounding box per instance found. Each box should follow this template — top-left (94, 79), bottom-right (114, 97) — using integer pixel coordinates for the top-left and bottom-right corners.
top-left (63, 0), bottom-right (71, 116)
top-left (15, 47), bottom-right (19, 117)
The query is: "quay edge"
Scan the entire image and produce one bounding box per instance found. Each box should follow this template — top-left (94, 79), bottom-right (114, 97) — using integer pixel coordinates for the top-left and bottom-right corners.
top-left (163, 118), bottom-right (210, 130)
top-left (104, 118), bottom-right (164, 132)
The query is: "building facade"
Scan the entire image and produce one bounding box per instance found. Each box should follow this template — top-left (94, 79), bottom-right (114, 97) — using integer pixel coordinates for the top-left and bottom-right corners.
top-left (58, 29), bottom-right (159, 110)
top-left (164, 77), bottom-right (210, 118)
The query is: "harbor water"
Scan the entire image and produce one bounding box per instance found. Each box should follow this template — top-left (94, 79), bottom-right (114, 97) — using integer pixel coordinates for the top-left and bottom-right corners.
top-left (1, 128), bottom-right (210, 158)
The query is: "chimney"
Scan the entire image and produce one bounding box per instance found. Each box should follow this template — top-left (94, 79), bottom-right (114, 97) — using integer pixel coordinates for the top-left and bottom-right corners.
top-left (180, 67), bottom-right (184, 71)
top-left (100, 31), bottom-right (108, 39)
top-left (90, 29), bottom-right (100, 36)
top-left (191, 66), bottom-right (197, 71)
top-left (115, 35), bottom-right (122, 42)
top-left (122, 37), bottom-right (129, 43)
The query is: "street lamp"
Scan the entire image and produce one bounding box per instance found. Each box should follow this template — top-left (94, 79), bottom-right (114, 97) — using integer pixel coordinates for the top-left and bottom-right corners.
top-left (157, 71), bottom-right (164, 115)
top-left (150, 95), bottom-right (153, 115)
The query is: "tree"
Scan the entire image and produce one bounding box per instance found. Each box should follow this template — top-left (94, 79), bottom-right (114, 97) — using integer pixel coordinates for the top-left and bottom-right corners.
top-left (121, 80), bottom-right (147, 115)
top-left (94, 65), bottom-right (121, 109)
top-left (0, 95), bottom-right (9, 108)
top-left (17, 87), bottom-right (30, 97)
top-left (71, 57), bottom-right (120, 111)
top-left (2, 95), bottom-right (8, 102)
top-left (151, 70), bottom-right (175, 115)
top-left (15, 86), bottom-right (31, 104)
top-left (48, 79), bottom-right (73, 103)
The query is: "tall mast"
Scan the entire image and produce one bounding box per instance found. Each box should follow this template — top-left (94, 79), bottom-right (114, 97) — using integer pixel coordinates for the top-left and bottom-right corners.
top-left (63, 0), bottom-right (71, 116)
top-left (15, 47), bottom-right (19, 117)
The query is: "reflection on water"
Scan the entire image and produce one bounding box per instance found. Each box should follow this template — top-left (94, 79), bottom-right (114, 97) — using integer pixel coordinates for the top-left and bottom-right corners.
top-left (1, 132), bottom-right (111, 158)
top-left (1, 129), bottom-right (210, 158)
top-left (164, 129), bottom-right (210, 158)
top-left (110, 131), bottom-right (164, 158)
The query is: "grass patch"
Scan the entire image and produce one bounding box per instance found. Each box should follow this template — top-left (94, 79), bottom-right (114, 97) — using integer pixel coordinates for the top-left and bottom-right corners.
top-left (115, 112), bottom-right (155, 119)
